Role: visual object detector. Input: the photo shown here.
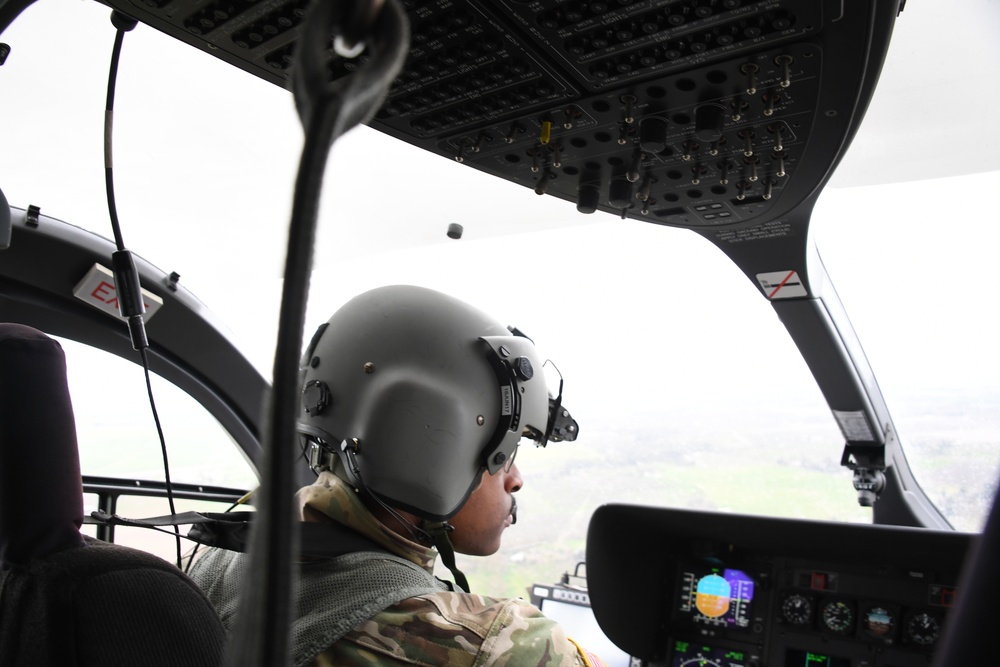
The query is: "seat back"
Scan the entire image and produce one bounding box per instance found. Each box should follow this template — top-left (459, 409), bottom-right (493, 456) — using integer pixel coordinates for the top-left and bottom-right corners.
top-left (933, 486), bottom-right (999, 665)
top-left (0, 322), bottom-right (226, 666)
top-left (0, 323), bottom-right (85, 563)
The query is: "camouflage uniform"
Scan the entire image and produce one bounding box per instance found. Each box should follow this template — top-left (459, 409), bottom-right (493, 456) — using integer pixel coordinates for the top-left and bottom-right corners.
top-left (194, 472), bottom-right (604, 666)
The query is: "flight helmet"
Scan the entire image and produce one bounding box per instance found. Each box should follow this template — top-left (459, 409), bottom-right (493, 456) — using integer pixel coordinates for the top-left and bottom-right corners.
top-left (296, 285), bottom-right (576, 521)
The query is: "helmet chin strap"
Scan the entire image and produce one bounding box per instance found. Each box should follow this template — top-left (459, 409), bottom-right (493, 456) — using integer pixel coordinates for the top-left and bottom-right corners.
top-left (327, 437), bottom-right (472, 592)
top-left (423, 521), bottom-right (471, 593)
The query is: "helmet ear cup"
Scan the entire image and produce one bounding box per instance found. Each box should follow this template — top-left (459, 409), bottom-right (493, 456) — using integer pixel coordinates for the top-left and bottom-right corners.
top-left (349, 368), bottom-right (498, 519)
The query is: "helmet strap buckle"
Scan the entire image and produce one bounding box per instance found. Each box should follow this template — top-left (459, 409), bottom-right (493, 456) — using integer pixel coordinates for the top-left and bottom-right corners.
top-left (423, 520), bottom-right (470, 593)
top-left (306, 440), bottom-right (338, 473)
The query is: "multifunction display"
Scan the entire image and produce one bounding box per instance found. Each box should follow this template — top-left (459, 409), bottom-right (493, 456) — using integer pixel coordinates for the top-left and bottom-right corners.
top-left (678, 564), bottom-right (755, 630)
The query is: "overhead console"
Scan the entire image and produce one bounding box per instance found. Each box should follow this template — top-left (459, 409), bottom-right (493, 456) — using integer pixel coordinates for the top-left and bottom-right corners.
top-left (97, 0), bottom-right (900, 232)
top-left (587, 505), bottom-right (972, 667)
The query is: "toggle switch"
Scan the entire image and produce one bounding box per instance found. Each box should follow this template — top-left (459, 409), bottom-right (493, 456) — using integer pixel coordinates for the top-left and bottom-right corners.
top-left (762, 92), bottom-right (781, 117)
top-left (738, 128), bottom-right (755, 157)
top-left (636, 172), bottom-right (655, 202)
top-left (535, 170), bottom-right (553, 195)
top-left (563, 106), bottom-right (582, 129)
top-left (762, 177), bottom-right (776, 200)
top-left (731, 98), bottom-right (750, 122)
top-left (768, 123), bottom-right (785, 152)
top-left (718, 159), bottom-right (734, 185)
top-left (775, 54), bottom-right (794, 88)
top-left (540, 118), bottom-right (553, 145)
top-left (736, 180), bottom-right (749, 201)
top-left (740, 62), bottom-right (759, 95)
top-left (621, 94), bottom-right (636, 124)
top-left (691, 163), bottom-right (707, 185)
top-left (773, 151), bottom-right (787, 178)
top-left (681, 140), bottom-right (698, 162)
top-left (550, 144), bottom-right (563, 168)
top-left (505, 122), bottom-right (524, 144)
top-left (472, 130), bottom-right (489, 153)
top-left (627, 148), bottom-right (643, 183)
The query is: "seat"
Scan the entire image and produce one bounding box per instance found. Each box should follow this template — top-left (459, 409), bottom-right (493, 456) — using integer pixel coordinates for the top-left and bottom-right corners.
top-left (0, 322), bottom-right (226, 666)
top-left (933, 483), bottom-right (998, 665)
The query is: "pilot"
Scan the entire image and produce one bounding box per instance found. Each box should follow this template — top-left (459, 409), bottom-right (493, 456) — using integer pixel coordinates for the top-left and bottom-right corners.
top-left (190, 284), bottom-right (603, 666)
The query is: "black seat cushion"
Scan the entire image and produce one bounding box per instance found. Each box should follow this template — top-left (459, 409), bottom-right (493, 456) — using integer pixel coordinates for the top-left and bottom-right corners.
top-left (0, 536), bottom-right (226, 667)
top-left (0, 323), bottom-right (227, 665)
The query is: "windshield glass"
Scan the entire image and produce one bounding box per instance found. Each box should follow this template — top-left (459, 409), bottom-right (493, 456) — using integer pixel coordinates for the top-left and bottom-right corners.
top-left (1, 0), bottom-right (997, 591)
top-left (814, 173), bottom-right (1000, 533)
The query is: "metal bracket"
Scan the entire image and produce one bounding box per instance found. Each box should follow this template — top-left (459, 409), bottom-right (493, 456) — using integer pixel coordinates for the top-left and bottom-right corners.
top-left (841, 439), bottom-right (887, 508)
top-left (306, 440), bottom-right (337, 474)
top-left (25, 204), bottom-right (40, 228)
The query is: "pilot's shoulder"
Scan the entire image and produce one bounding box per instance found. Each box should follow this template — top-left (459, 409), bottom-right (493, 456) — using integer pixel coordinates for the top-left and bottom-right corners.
top-left (325, 590), bottom-right (603, 666)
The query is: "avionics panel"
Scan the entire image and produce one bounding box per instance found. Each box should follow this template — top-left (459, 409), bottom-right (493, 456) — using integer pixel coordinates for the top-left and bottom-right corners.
top-left (587, 505), bottom-right (972, 667)
top-left (97, 0), bottom-right (899, 233)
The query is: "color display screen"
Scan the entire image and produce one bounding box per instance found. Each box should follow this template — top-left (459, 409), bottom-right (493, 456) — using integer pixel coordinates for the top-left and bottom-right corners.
top-left (677, 564), bottom-right (755, 629)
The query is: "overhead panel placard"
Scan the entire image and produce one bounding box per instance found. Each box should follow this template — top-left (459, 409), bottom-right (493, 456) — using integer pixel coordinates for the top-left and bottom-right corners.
top-left (757, 270), bottom-right (808, 299)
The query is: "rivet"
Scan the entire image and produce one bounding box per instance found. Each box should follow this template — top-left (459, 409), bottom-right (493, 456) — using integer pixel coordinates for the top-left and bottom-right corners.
top-left (310, 356), bottom-right (320, 368)
top-left (477, 415), bottom-right (485, 426)
top-left (364, 362), bottom-right (375, 373)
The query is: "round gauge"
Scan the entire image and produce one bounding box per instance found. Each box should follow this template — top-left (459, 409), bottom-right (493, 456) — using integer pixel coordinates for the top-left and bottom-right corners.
top-left (906, 612), bottom-right (941, 646)
top-left (781, 593), bottom-right (813, 626)
top-left (863, 605), bottom-right (896, 639)
top-left (820, 599), bottom-right (855, 635)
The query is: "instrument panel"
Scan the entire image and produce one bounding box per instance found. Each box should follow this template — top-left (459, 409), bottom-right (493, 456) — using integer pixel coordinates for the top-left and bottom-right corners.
top-left (587, 505), bottom-right (972, 667)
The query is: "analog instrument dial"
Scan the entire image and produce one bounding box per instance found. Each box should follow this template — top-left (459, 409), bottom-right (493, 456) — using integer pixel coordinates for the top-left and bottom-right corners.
top-left (863, 605), bottom-right (896, 639)
top-left (906, 612), bottom-right (941, 646)
top-left (781, 593), bottom-right (813, 626)
top-left (820, 599), bottom-right (855, 635)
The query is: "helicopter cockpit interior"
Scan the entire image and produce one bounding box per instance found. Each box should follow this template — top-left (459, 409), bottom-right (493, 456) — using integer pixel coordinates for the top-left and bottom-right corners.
top-left (1, 1), bottom-right (998, 666)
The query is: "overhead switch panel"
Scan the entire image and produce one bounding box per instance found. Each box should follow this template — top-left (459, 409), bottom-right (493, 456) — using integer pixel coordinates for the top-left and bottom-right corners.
top-left (103, 0), bottom-right (899, 231)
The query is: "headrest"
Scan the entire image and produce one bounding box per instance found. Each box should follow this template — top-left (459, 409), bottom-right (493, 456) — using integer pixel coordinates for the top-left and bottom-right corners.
top-left (0, 323), bottom-right (85, 565)
top-left (0, 186), bottom-right (10, 249)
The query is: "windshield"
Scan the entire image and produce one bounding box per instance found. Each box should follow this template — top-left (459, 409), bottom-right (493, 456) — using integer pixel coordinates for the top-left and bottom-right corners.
top-left (2, 0), bottom-right (998, 593)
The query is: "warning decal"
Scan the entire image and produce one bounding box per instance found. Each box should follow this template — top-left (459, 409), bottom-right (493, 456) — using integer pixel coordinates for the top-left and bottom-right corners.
top-left (73, 263), bottom-right (164, 322)
top-left (756, 270), bottom-right (807, 299)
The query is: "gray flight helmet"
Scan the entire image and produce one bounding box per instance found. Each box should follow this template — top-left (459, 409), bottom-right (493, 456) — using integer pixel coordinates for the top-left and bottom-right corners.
top-left (297, 285), bottom-right (552, 521)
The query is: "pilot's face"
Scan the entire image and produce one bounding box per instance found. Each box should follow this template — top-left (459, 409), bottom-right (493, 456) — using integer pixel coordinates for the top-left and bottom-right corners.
top-left (448, 462), bottom-right (523, 556)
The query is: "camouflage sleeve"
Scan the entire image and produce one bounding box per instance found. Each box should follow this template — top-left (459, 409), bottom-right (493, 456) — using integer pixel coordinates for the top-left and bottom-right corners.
top-left (474, 595), bottom-right (592, 666)
top-left (312, 591), bottom-right (600, 667)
